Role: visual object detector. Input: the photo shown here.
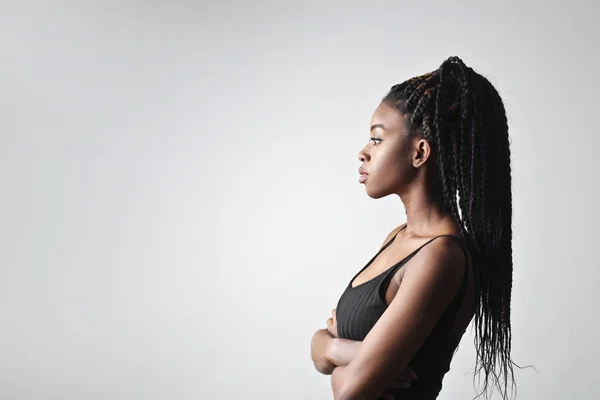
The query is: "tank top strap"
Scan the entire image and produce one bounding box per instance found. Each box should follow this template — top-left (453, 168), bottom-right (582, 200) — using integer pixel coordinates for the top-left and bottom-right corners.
top-left (381, 224), bottom-right (407, 251)
top-left (376, 233), bottom-right (457, 292)
top-left (379, 234), bottom-right (471, 296)
top-left (348, 225), bottom-right (408, 289)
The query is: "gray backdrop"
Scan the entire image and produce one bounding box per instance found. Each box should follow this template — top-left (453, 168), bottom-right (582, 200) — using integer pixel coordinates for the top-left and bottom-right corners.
top-left (2, 1), bottom-right (599, 399)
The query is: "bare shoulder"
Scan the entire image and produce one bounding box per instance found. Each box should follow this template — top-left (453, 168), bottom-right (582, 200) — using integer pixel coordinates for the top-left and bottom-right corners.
top-left (404, 235), bottom-right (467, 282)
top-left (331, 235), bottom-right (470, 399)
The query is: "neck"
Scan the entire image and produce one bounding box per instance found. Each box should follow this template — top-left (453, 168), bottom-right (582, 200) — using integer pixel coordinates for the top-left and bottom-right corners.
top-left (396, 178), bottom-right (454, 238)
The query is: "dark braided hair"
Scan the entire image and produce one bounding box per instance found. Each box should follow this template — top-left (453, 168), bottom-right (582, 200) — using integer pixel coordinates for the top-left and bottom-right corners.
top-left (383, 56), bottom-right (517, 399)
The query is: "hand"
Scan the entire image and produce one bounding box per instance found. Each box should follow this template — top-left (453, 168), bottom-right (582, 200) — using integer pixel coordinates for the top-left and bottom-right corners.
top-left (390, 365), bottom-right (418, 388)
top-left (326, 308), bottom-right (338, 338)
top-left (379, 366), bottom-right (419, 399)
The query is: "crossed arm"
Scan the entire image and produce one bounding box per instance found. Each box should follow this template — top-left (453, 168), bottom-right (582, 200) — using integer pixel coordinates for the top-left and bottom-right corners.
top-left (311, 226), bottom-right (407, 375)
top-left (311, 328), bottom-right (362, 375)
top-left (311, 236), bottom-right (466, 400)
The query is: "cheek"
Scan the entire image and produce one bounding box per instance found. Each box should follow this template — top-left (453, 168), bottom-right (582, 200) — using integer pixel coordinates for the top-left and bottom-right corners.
top-left (373, 147), bottom-right (408, 177)
top-left (369, 146), bottom-right (413, 190)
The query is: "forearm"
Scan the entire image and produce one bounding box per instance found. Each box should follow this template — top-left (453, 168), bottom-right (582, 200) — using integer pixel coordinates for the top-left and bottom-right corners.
top-left (331, 365), bottom-right (349, 400)
top-left (326, 337), bottom-right (362, 367)
top-left (311, 329), bottom-right (363, 375)
top-left (332, 365), bottom-right (386, 400)
top-left (311, 329), bottom-right (337, 375)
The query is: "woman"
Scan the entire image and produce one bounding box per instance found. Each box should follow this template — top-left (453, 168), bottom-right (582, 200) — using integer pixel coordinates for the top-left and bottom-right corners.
top-left (310, 56), bottom-right (516, 400)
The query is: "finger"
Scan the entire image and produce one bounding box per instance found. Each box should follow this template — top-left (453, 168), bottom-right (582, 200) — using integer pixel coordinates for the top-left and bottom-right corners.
top-left (393, 375), bottom-right (410, 384)
top-left (407, 367), bottom-right (418, 380)
top-left (391, 375), bottom-right (411, 387)
top-left (394, 370), bottom-right (412, 382)
top-left (389, 380), bottom-right (411, 389)
top-left (398, 366), bottom-right (418, 380)
top-left (326, 320), bottom-right (335, 336)
top-left (379, 390), bottom-right (394, 400)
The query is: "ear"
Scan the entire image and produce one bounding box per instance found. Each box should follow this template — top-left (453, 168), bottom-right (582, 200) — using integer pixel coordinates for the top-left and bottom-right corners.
top-left (413, 139), bottom-right (432, 168)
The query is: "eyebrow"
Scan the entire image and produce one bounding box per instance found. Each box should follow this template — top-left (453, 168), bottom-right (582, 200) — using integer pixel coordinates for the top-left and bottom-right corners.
top-left (370, 124), bottom-right (385, 131)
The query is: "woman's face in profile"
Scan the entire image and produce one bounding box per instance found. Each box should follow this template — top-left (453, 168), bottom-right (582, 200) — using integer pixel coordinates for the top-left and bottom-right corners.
top-left (358, 102), bottom-right (417, 199)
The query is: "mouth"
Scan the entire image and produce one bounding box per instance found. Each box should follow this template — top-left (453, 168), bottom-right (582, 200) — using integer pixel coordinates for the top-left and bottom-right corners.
top-left (358, 167), bottom-right (368, 183)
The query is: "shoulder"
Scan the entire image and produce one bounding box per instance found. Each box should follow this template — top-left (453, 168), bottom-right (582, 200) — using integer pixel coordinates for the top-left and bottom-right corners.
top-left (416, 235), bottom-right (466, 266)
top-left (382, 235), bottom-right (467, 329)
top-left (331, 236), bottom-right (469, 399)
top-left (402, 235), bottom-right (467, 292)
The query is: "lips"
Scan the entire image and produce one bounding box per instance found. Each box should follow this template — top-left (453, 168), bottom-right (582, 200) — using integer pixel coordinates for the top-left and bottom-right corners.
top-left (358, 167), bottom-right (368, 183)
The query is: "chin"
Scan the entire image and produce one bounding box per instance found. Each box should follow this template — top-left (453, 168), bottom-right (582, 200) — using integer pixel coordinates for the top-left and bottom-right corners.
top-left (364, 184), bottom-right (391, 199)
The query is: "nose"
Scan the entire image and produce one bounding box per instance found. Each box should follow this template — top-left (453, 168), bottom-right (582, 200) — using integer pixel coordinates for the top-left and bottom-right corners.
top-left (358, 146), bottom-right (369, 162)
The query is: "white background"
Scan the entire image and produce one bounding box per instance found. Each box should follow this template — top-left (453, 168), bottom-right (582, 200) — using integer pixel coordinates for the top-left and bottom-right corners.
top-left (1, 1), bottom-right (599, 399)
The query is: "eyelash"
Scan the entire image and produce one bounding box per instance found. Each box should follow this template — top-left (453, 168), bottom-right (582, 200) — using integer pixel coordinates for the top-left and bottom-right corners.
top-left (370, 137), bottom-right (382, 145)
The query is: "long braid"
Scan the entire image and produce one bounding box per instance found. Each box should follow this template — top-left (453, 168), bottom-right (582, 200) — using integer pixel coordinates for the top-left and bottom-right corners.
top-left (434, 62), bottom-right (463, 234)
top-left (382, 56), bottom-right (517, 400)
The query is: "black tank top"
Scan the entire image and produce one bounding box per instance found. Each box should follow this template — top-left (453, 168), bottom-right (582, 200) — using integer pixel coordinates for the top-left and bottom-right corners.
top-left (335, 226), bottom-right (472, 400)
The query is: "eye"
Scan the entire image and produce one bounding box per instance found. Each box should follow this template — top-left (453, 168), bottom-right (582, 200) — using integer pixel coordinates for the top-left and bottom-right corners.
top-left (370, 137), bottom-right (382, 145)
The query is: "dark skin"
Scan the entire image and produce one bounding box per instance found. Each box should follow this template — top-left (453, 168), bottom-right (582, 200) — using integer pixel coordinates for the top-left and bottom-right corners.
top-left (310, 102), bottom-right (477, 400)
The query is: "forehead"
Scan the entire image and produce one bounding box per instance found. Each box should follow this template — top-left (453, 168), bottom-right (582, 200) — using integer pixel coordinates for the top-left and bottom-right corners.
top-left (370, 102), bottom-right (405, 132)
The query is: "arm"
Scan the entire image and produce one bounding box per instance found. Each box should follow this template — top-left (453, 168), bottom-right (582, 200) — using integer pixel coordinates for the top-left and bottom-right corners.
top-left (312, 224), bottom-right (405, 376)
top-left (330, 237), bottom-right (466, 400)
top-left (328, 337), bottom-right (363, 367)
top-left (311, 329), bottom-right (337, 375)
top-left (311, 329), bottom-right (363, 375)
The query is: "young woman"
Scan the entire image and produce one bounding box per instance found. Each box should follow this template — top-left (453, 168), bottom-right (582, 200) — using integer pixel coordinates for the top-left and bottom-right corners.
top-left (311, 56), bottom-right (516, 400)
